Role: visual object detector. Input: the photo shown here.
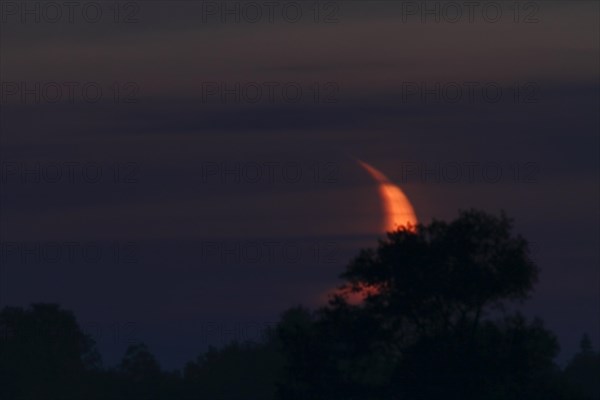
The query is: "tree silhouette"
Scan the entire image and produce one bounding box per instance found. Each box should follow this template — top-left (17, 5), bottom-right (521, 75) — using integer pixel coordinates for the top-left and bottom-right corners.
top-left (564, 334), bottom-right (600, 399)
top-left (338, 210), bottom-right (537, 335)
top-left (183, 341), bottom-right (282, 399)
top-left (274, 210), bottom-right (582, 399)
top-left (0, 211), bottom-right (595, 399)
top-left (0, 303), bottom-right (100, 399)
top-left (119, 343), bottom-right (161, 381)
top-left (117, 343), bottom-right (164, 399)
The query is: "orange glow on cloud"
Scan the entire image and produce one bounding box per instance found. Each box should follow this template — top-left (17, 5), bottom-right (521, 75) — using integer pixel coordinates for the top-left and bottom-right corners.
top-left (318, 283), bottom-right (379, 306)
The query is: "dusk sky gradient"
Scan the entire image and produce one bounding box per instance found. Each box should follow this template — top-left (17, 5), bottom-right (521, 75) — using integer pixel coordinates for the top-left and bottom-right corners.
top-left (0, 1), bottom-right (598, 368)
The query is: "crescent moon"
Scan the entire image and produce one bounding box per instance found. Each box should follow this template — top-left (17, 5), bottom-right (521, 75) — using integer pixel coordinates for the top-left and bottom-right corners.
top-left (317, 160), bottom-right (419, 305)
top-left (358, 160), bottom-right (418, 232)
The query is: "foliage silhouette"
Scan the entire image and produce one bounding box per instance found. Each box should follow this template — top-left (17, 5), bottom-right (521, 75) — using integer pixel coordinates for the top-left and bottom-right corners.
top-left (564, 334), bottom-right (600, 399)
top-left (0, 210), bottom-right (596, 399)
top-left (0, 304), bottom-right (100, 399)
top-left (183, 341), bottom-right (283, 399)
top-left (273, 210), bottom-right (588, 399)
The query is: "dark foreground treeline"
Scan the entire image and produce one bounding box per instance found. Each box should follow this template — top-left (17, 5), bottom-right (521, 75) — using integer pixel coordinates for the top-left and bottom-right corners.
top-left (1, 211), bottom-right (598, 400)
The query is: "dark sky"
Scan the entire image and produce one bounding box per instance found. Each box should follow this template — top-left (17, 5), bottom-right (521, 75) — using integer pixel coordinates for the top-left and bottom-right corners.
top-left (1, 1), bottom-right (598, 368)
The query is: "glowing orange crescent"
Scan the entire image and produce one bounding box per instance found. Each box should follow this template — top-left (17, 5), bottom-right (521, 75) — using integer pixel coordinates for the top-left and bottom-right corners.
top-left (358, 160), bottom-right (418, 232)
